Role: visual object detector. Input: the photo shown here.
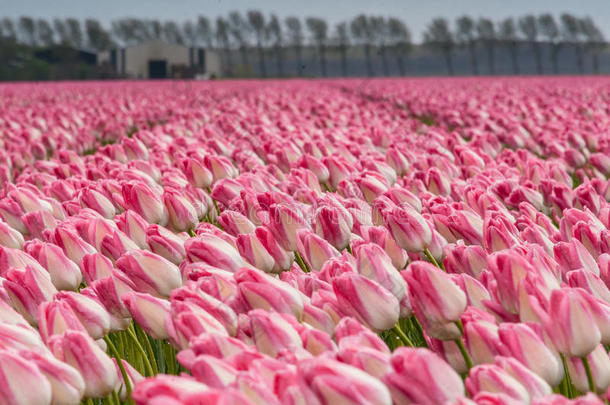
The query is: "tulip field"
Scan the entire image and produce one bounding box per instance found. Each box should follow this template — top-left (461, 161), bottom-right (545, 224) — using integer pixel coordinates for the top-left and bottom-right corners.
top-left (1, 77), bottom-right (610, 404)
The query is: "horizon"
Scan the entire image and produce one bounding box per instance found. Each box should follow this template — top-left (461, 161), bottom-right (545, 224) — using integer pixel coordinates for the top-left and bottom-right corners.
top-left (3, 0), bottom-right (609, 42)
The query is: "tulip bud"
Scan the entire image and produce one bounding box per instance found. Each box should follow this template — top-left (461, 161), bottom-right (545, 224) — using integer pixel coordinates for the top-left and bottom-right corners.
top-left (171, 285), bottom-right (238, 335)
top-left (146, 224), bottom-right (186, 265)
top-left (163, 189), bottom-right (198, 232)
top-left (248, 309), bottom-right (303, 358)
top-left (236, 233), bottom-right (275, 273)
top-left (189, 354), bottom-right (238, 388)
top-left (0, 349), bottom-right (52, 405)
top-left (21, 350), bottom-right (86, 405)
top-left (180, 157), bottom-right (213, 189)
top-left (566, 344), bottom-right (610, 394)
top-left (79, 188), bottom-right (116, 219)
top-left (38, 300), bottom-right (88, 343)
top-left (466, 364), bottom-right (530, 403)
top-left (384, 347), bottom-right (464, 405)
top-left (444, 242), bottom-right (487, 278)
top-left (121, 182), bottom-right (168, 226)
top-left (50, 227), bottom-right (97, 266)
top-left (333, 273), bottom-right (399, 332)
top-left (312, 204), bottom-right (353, 251)
top-left (115, 250), bottom-right (182, 298)
top-left (4, 265), bottom-right (58, 325)
top-left (297, 230), bottom-right (340, 272)
top-left (113, 358), bottom-right (145, 402)
top-left (22, 210), bottom-right (58, 240)
top-left (494, 356), bottom-right (552, 401)
top-left (384, 206), bottom-right (431, 252)
top-left (354, 242), bottom-right (406, 300)
top-left (254, 227), bottom-right (294, 272)
top-left (463, 319), bottom-right (502, 366)
top-left (166, 301), bottom-right (228, 349)
top-left (337, 345), bottom-right (390, 378)
top-left (48, 331), bottom-right (118, 399)
top-left (267, 203), bottom-right (309, 252)
top-left (80, 253), bottom-right (114, 285)
top-left (115, 210), bottom-right (149, 249)
top-left (122, 292), bottom-right (168, 340)
top-left (24, 241), bottom-right (82, 291)
top-left (543, 288), bottom-right (601, 357)
top-left (55, 291), bottom-right (111, 340)
top-left (185, 233), bottom-right (246, 272)
top-left (204, 155), bottom-right (238, 182)
top-left (218, 210), bottom-right (256, 236)
top-left (404, 261), bottom-right (466, 340)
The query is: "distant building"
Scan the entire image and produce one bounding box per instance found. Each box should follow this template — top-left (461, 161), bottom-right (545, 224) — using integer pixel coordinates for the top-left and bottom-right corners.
top-left (97, 40), bottom-right (221, 79)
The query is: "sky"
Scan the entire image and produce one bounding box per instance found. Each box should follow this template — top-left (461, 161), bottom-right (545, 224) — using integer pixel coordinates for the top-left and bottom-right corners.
top-left (2, 0), bottom-right (609, 42)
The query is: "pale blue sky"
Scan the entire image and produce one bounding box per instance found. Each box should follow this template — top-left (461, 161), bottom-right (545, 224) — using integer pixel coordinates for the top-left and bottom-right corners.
top-left (1, 0), bottom-right (608, 41)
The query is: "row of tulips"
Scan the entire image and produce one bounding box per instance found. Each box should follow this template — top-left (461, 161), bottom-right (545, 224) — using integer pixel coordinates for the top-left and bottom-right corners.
top-left (0, 78), bottom-right (608, 404)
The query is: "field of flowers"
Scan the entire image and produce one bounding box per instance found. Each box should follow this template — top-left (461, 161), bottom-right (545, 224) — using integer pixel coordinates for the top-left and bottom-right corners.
top-left (0, 77), bottom-right (609, 404)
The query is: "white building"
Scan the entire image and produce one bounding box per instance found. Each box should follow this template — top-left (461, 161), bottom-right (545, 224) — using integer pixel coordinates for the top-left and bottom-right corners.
top-left (98, 40), bottom-right (222, 79)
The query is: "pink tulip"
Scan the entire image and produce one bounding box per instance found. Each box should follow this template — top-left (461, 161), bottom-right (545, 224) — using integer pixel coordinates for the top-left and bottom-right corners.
top-left (55, 291), bottom-right (111, 340)
top-left (123, 291), bottom-right (170, 339)
top-left (566, 344), bottom-right (610, 393)
top-left (333, 273), bottom-right (399, 332)
top-left (115, 249), bottom-right (182, 298)
top-left (170, 285), bottom-right (238, 335)
top-left (218, 210), bottom-right (256, 236)
top-left (466, 364), bottom-right (530, 403)
top-left (254, 226), bottom-right (294, 272)
top-left (0, 349), bottom-right (53, 405)
top-left (404, 261), bottom-right (466, 340)
top-left (121, 182), bottom-right (168, 225)
top-left (185, 233), bottom-right (246, 272)
top-left (384, 205), bottom-right (431, 252)
top-left (50, 226), bottom-right (97, 266)
top-left (146, 224), bottom-right (186, 265)
top-left (498, 322), bottom-right (563, 386)
top-left (166, 301), bottom-right (228, 349)
top-left (79, 188), bottom-right (116, 219)
top-left (267, 203), bottom-right (310, 251)
top-left (24, 241), bottom-right (82, 291)
top-left (38, 300), bottom-right (88, 343)
top-left (115, 210), bottom-right (149, 249)
top-left (236, 233), bottom-right (275, 273)
top-left (494, 356), bottom-right (552, 400)
top-left (300, 357), bottom-right (392, 405)
top-left (48, 330), bottom-right (118, 399)
top-left (444, 242), bottom-right (487, 278)
top-left (384, 347), bottom-right (464, 405)
top-left (163, 189), bottom-right (198, 232)
top-left (248, 309), bottom-right (302, 358)
top-left (3, 265), bottom-right (57, 324)
top-left (80, 253), bottom-right (114, 285)
top-left (354, 242), bottom-right (406, 300)
top-left (463, 319), bottom-right (503, 366)
top-left (21, 349), bottom-right (86, 405)
top-left (312, 204), bottom-right (353, 251)
top-left (180, 157), bottom-right (213, 189)
top-left (542, 288), bottom-right (601, 357)
top-left (297, 229), bottom-right (340, 271)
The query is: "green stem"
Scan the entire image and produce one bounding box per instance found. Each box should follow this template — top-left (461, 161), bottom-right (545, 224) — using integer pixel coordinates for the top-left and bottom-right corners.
top-left (322, 181), bottom-right (332, 192)
top-left (111, 390), bottom-right (121, 405)
top-left (294, 250), bottom-right (310, 272)
top-left (126, 325), bottom-right (155, 376)
top-left (560, 354), bottom-right (575, 398)
top-left (86, 398), bottom-right (94, 405)
top-left (135, 323), bottom-right (159, 375)
top-left (346, 244), bottom-right (353, 255)
top-left (423, 248), bottom-right (441, 269)
top-left (454, 338), bottom-right (473, 370)
top-left (392, 323), bottom-right (414, 347)
top-left (582, 355), bottom-right (596, 393)
top-left (187, 228), bottom-right (196, 237)
top-left (104, 336), bottom-right (134, 405)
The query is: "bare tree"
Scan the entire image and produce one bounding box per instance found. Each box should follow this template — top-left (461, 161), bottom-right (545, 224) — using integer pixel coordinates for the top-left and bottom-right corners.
top-left (351, 14), bottom-right (374, 77)
top-left (285, 17), bottom-right (304, 76)
top-left (456, 16), bottom-right (478, 75)
top-left (424, 18), bottom-right (454, 75)
top-left (371, 17), bottom-right (390, 76)
top-left (53, 19), bottom-right (70, 45)
top-left (162, 21), bottom-right (184, 45)
top-left (65, 18), bottom-right (83, 48)
top-left (1, 19), bottom-right (17, 41)
top-left (18, 17), bottom-right (36, 46)
top-left (538, 13), bottom-right (560, 74)
top-left (519, 15), bottom-right (542, 74)
top-left (146, 20), bottom-right (163, 40)
top-left (387, 18), bottom-right (411, 76)
top-left (476, 18), bottom-right (496, 75)
top-left (228, 11), bottom-right (251, 73)
top-left (215, 17), bottom-right (233, 76)
top-left (183, 21), bottom-right (198, 46)
top-left (266, 14), bottom-right (284, 76)
top-left (498, 17), bottom-right (520, 74)
top-left (306, 17), bottom-right (328, 77)
top-left (197, 16), bottom-right (213, 48)
top-left (579, 16), bottom-right (605, 74)
top-left (248, 10), bottom-right (266, 77)
top-left (335, 22), bottom-right (349, 77)
top-left (85, 19), bottom-right (112, 51)
top-left (560, 13), bottom-right (583, 74)
top-left (36, 19), bottom-right (55, 46)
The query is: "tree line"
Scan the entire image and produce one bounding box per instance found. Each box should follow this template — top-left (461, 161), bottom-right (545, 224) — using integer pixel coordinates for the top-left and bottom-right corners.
top-left (0, 12), bottom-right (605, 77)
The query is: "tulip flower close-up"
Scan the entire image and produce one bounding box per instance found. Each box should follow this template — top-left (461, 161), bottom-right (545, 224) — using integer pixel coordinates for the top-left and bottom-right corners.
top-left (0, 76), bottom-right (610, 404)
